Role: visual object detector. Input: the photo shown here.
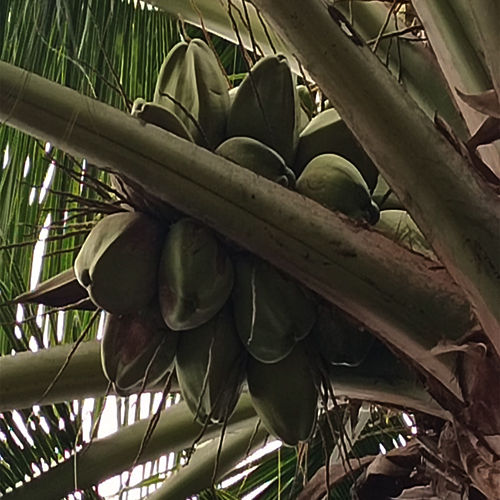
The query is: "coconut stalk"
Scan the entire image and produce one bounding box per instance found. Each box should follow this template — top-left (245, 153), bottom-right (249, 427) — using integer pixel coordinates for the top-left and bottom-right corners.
top-left (329, 364), bottom-right (446, 419)
top-left (411, 0), bottom-right (500, 171)
top-left (469, 0), bottom-right (500, 99)
top-left (0, 337), bottom-right (446, 417)
top-left (251, 0), bottom-right (500, 358)
top-left (332, 1), bottom-right (468, 139)
top-left (0, 340), bottom-right (181, 411)
top-left (0, 61), bottom-right (475, 402)
top-left (3, 395), bottom-right (257, 500)
top-left (147, 422), bottom-right (267, 500)
top-left (0, 340), bottom-right (106, 411)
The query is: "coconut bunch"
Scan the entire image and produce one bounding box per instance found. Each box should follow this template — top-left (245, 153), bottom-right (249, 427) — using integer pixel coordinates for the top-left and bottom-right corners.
top-left (21, 39), bottom-right (433, 446)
